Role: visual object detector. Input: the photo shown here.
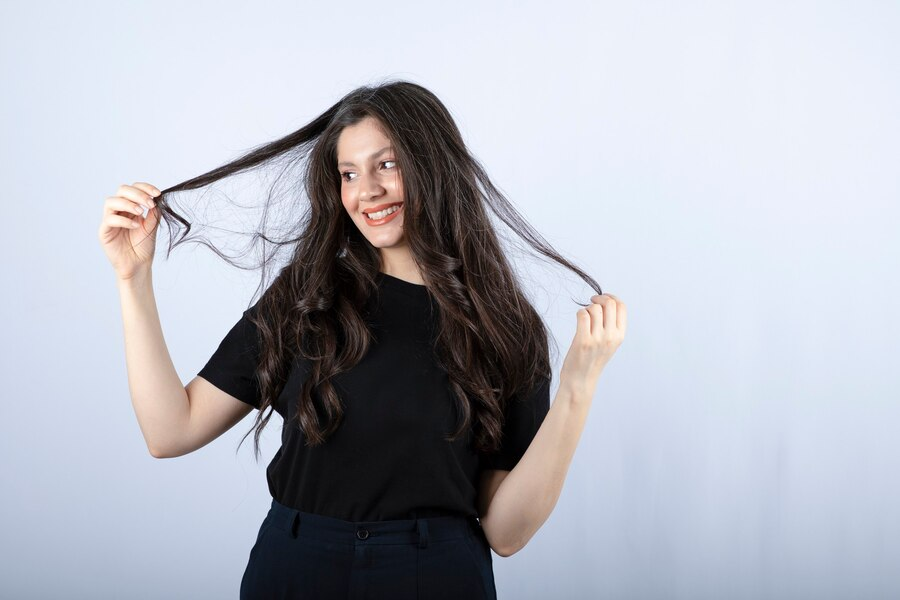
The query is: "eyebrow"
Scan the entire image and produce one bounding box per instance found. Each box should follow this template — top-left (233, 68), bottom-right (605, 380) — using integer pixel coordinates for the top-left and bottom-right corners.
top-left (337, 146), bottom-right (393, 168)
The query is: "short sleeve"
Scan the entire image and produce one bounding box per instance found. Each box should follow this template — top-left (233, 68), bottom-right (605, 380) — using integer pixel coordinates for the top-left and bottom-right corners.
top-left (480, 375), bottom-right (551, 471)
top-left (197, 305), bottom-right (262, 410)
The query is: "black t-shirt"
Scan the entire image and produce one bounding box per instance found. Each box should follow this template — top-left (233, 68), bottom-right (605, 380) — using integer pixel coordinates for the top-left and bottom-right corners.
top-left (197, 271), bottom-right (550, 522)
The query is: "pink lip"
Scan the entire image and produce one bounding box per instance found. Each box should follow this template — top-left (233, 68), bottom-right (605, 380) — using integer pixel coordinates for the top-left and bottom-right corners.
top-left (362, 201), bottom-right (403, 214)
top-left (364, 203), bottom-right (403, 226)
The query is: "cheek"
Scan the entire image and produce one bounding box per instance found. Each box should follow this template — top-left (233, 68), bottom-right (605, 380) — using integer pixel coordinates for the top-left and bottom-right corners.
top-left (340, 191), bottom-right (356, 213)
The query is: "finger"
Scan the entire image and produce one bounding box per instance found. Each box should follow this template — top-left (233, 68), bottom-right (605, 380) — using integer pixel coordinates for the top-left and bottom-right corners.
top-left (116, 183), bottom-right (157, 209)
top-left (600, 296), bottom-right (617, 334)
top-left (591, 294), bottom-right (617, 334)
top-left (602, 293), bottom-right (626, 330)
top-left (589, 294), bottom-right (609, 334)
top-left (133, 181), bottom-right (162, 198)
top-left (105, 213), bottom-right (141, 229)
top-left (576, 307), bottom-right (592, 341)
top-left (587, 302), bottom-right (604, 338)
top-left (105, 196), bottom-right (146, 217)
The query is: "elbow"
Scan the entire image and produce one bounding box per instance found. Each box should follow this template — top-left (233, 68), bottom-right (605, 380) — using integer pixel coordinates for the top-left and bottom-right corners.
top-left (148, 444), bottom-right (172, 459)
top-left (493, 542), bottom-right (523, 558)
top-left (479, 509), bottom-right (535, 557)
top-left (481, 517), bottom-right (527, 557)
top-left (149, 442), bottom-right (191, 459)
top-left (489, 533), bottom-right (526, 557)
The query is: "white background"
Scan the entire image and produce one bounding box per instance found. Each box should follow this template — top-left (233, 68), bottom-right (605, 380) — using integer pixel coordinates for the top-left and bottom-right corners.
top-left (1, 1), bottom-right (897, 598)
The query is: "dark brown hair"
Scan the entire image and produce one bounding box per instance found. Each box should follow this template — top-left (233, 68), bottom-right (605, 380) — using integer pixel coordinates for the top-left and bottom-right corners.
top-left (147, 79), bottom-right (602, 461)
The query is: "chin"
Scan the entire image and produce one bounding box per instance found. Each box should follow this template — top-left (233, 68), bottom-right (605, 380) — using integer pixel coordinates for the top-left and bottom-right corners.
top-left (357, 219), bottom-right (406, 247)
top-left (366, 236), bottom-right (406, 249)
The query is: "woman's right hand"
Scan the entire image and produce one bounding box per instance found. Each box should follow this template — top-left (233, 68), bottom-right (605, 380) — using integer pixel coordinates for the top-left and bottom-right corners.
top-left (98, 182), bottom-right (163, 281)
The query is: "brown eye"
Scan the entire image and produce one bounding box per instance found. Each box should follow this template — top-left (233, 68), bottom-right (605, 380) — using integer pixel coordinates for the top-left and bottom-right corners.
top-left (340, 161), bottom-right (395, 182)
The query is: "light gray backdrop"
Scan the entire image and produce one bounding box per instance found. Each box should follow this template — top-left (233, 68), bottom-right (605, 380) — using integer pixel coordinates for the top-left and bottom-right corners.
top-left (1, 1), bottom-right (897, 599)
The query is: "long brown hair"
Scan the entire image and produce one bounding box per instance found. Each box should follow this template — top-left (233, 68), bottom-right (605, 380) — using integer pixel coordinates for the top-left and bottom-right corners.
top-left (148, 79), bottom-right (602, 461)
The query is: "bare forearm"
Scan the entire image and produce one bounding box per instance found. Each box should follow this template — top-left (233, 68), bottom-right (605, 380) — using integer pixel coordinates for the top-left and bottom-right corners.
top-left (117, 270), bottom-right (189, 457)
top-left (482, 376), bottom-right (596, 556)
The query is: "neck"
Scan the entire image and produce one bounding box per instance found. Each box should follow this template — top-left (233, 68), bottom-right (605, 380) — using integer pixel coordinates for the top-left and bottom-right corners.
top-left (379, 246), bottom-right (425, 285)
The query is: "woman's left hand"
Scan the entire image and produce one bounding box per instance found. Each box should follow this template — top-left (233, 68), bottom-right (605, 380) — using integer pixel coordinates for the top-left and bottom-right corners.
top-left (559, 293), bottom-right (627, 392)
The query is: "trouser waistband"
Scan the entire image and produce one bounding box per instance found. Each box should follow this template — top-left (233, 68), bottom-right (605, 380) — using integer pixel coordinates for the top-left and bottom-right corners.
top-left (265, 498), bottom-right (483, 550)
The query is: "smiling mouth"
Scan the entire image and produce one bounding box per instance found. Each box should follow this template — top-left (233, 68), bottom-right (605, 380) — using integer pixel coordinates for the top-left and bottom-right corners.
top-left (363, 203), bottom-right (403, 226)
top-left (364, 203), bottom-right (403, 220)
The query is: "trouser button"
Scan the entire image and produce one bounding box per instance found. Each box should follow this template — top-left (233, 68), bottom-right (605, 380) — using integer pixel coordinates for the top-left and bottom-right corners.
top-left (356, 528), bottom-right (369, 540)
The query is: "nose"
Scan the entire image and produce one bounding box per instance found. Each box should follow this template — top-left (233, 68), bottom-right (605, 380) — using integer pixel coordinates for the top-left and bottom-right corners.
top-left (358, 172), bottom-right (385, 204)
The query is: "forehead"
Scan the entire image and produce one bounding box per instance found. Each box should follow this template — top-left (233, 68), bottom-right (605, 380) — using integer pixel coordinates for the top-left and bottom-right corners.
top-left (336, 117), bottom-right (391, 158)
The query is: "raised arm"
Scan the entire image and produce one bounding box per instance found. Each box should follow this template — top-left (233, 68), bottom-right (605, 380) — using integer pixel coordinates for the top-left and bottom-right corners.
top-left (100, 182), bottom-right (252, 459)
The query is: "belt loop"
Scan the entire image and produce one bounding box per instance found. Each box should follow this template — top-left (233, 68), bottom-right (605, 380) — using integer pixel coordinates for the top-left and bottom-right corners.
top-left (416, 517), bottom-right (430, 549)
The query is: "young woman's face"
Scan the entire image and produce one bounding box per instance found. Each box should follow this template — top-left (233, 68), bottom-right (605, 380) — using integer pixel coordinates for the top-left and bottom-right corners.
top-left (337, 116), bottom-right (406, 253)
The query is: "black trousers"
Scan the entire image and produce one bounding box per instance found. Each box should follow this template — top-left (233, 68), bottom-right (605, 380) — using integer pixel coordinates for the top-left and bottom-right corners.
top-left (240, 498), bottom-right (497, 599)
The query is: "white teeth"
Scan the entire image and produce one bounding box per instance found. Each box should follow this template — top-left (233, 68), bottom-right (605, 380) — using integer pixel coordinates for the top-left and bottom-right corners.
top-left (366, 204), bottom-right (401, 220)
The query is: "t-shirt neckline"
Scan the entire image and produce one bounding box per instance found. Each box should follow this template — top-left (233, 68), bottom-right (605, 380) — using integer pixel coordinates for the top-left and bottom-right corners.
top-left (376, 271), bottom-right (429, 299)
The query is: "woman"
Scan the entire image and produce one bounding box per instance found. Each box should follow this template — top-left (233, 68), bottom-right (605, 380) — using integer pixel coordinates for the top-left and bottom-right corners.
top-left (97, 80), bottom-right (626, 599)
